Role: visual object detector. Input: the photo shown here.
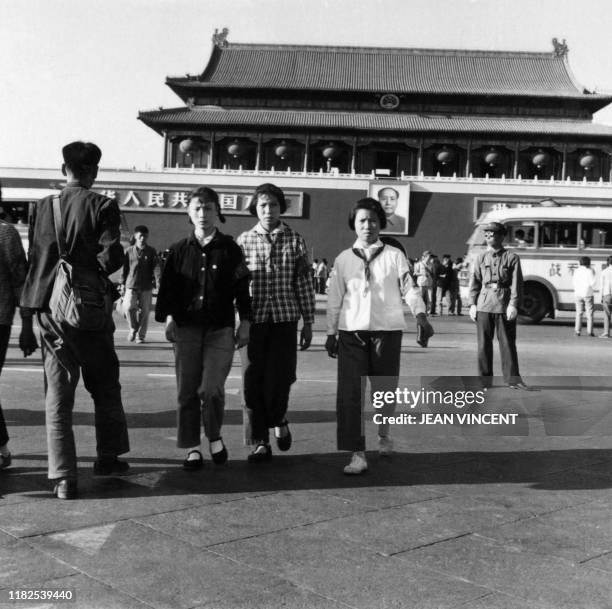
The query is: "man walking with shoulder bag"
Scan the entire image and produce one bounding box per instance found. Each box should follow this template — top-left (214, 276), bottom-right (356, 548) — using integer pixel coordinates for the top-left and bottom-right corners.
top-left (21, 141), bottom-right (130, 499)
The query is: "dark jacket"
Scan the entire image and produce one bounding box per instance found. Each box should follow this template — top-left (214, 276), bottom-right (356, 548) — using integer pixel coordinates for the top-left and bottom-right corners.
top-left (155, 230), bottom-right (252, 328)
top-left (121, 244), bottom-right (159, 290)
top-left (20, 183), bottom-right (124, 310)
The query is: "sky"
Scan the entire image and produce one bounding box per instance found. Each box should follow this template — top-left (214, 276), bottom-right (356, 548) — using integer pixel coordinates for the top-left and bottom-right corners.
top-left (2, 0), bottom-right (612, 170)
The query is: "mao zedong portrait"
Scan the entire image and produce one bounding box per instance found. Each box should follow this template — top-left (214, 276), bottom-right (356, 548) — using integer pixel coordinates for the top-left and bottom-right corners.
top-left (378, 187), bottom-right (406, 233)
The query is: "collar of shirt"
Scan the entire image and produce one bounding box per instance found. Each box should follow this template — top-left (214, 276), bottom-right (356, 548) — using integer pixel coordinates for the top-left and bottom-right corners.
top-left (189, 228), bottom-right (217, 248)
top-left (254, 221), bottom-right (287, 236)
top-left (352, 238), bottom-right (383, 259)
top-left (487, 246), bottom-right (506, 256)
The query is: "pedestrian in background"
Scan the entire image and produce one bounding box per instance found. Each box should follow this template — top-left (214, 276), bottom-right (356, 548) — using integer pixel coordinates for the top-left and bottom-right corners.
top-left (469, 221), bottom-right (531, 390)
top-left (573, 255), bottom-right (596, 337)
top-left (451, 257), bottom-right (464, 315)
top-left (326, 198), bottom-right (433, 475)
top-left (156, 187), bottom-right (251, 469)
top-left (20, 141), bottom-right (130, 499)
top-left (237, 183), bottom-right (315, 463)
top-left (414, 250), bottom-right (434, 314)
top-left (315, 258), bottom-right (329, 294)
top-left (0, 185), bottom-right (38, 469)
top-left (599, 255), bottom-right (612, 338)
top-left (121, 225), bottom-right (159, 343)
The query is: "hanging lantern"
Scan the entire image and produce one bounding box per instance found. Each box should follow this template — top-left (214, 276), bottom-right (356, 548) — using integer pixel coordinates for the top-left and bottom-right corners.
top-left (322, 142), bottom-right (340, 160)
top-left (274, 141), bottom-right (291, 159)
top-left (436, 146), bottom-right (455, 165)
top-left (227, 140), bottom-right (245, 158)
top-left (179, 138), bottom-right (198, 153)
top-left (484, 147), bottom-right (502, 167)
top-left (579, 151), bottom-right (597, 170)
top-left (531, 149), bottom-right (550, 169)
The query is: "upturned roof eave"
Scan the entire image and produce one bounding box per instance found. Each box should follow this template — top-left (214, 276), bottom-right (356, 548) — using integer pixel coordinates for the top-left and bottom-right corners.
top-left (164, 78), bottom-right (612, 103)
top-left (137, 108), bottom-right (612, 140)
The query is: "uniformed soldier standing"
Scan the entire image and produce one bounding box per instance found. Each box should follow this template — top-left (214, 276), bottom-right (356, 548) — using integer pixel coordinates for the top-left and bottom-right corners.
top-left (468, 222), bottom-right (530, 390)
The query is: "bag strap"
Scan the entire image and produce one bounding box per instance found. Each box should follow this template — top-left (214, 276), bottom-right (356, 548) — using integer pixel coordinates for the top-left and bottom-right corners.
top-left (52, 195), bottom-right (68, 258)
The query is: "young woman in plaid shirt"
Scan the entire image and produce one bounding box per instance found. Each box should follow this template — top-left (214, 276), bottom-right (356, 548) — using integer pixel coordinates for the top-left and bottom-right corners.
top-left (237, 183), bottom-right (315, 462)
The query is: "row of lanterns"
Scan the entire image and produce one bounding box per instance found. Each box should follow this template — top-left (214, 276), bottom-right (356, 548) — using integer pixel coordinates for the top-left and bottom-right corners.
top-left (178, 138), bottom-right (341, 160)
top-left (178, 138), bottom-right (599, 169)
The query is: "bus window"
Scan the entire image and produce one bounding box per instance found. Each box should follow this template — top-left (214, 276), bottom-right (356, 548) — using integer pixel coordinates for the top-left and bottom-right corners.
top-left (539, 221), bottom-right (577, 248)
top-left (580, 223), bottom-right (612, 249)
top-left (507, 222), bottom-right (535, 248)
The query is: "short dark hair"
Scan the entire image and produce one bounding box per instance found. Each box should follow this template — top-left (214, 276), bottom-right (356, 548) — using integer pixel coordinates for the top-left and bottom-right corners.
top-left (62, 141), bottom-right (101, 176)
top-left (248, 183), bottom-right (287, 216)
top-left (607, 256), bottom-right (612, 266)
top-left (187, 186), bottom-right (225, 223)
top-left (133, 225), bottom-right (149, 235)
top-left (579, 256), bottom-right (591, 267)
top-left (348, 197), bottom-right (387, 230)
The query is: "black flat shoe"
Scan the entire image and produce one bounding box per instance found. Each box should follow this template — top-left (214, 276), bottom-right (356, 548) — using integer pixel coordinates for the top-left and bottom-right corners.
top-left (247, 443), bottom-right (272, 463)
top-left (0, 453), bottom-right (11, 470)
top-left (275, 422), bottom-right (292, 452)
top-left (53, 478), bottom-right (77, 500)
top-left (210, 440), bottom-right (228, 465)
top-left (182, 450), bottom-right (204, 470)
top-left (93, 457), bottom-right (130, 476)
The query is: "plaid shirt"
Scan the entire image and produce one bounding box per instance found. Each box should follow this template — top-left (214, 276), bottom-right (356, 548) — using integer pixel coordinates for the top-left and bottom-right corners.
top-left (237, 222), bottom-right (315, 324)
top-left (0, 222), bottom-right (28, 325)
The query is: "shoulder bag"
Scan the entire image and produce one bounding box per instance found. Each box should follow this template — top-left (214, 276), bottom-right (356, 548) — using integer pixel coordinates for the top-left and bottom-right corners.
top-left (48, 195), bottom-right (109, 331)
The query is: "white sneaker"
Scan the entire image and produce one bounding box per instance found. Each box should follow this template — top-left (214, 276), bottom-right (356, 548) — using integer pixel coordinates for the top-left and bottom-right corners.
top-left (378, 436), bottom-right (394, 457)
top-left (343, 452), bottom-right (368, 475)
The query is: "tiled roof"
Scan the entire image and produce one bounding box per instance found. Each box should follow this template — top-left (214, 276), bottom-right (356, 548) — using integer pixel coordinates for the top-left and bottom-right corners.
top-left (139, 107), bottom-right (612, 138)
top-left (166, 43), bottom-right (608, 100)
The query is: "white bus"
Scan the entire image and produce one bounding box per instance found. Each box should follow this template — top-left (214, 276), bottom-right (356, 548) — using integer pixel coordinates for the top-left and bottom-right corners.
top-left (462, 205), bottom-right (612, 323)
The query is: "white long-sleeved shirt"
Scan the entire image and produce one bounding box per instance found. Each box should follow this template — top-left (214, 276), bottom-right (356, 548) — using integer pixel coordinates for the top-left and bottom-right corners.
top-left (572, 265), bottom-right (597, 299)
top-left (600, 265), bottom-right (612, 299)
top-left (326, 240), bottom-right (426, 333)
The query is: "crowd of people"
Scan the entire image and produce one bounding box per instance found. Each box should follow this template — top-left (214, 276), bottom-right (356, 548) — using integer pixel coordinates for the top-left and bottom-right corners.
top-left (0, 140), bottom-right (551, 497)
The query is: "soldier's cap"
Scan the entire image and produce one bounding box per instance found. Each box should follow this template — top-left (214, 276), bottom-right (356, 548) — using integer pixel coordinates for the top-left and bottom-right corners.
top-left (422, 250), bottom-right (432, 257)
top-left (482, 222), bottom-right (506, 234)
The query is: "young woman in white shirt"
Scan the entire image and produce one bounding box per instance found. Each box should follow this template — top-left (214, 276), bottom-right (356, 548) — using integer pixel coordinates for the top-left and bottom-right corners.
top-left (325, 198), bottom-right (433, 474)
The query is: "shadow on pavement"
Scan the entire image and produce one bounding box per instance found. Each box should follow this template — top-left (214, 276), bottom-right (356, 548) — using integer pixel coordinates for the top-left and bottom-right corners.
top-left (5, 449), bottom-right (612, 501)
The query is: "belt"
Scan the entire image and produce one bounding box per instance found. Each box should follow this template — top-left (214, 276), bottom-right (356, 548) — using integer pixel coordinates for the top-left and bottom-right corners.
top-left (484, 282), bottom-right (499, 289)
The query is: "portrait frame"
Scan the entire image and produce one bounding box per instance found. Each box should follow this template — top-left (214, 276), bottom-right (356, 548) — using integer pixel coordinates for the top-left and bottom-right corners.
top-left (369, 181), bottom-right (410, 235)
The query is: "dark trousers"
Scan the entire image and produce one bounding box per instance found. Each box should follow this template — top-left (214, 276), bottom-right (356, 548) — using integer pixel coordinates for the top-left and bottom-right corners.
top-left (38, 311), bottom-right (130, 480)
top-left (173, 325), bottom-right (234, 447)
top-left (244, 321), bottom-right (297, 443)
top-left (336, 330), bottom-right (402, 452)
top-left (476, 312), bottom-right (520, 384)
top-left (0, 324), bottom-right (10, 447)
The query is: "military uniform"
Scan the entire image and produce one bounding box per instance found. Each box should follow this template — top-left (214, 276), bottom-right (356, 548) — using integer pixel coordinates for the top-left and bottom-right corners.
top-left (469, 234), bottom-right (523, 385)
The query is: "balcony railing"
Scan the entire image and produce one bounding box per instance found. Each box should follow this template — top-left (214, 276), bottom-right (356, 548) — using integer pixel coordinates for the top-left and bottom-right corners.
top-left (105, 164), bottom-right (612, 187)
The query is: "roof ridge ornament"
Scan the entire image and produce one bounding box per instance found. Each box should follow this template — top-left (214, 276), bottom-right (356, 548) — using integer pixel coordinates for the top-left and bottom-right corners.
top-left (213, 28), bottom-right (229, 48)
top-left (552, 38), bottom-right (569, 57)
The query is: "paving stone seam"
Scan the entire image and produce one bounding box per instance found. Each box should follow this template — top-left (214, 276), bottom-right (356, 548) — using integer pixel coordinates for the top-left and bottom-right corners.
top-left (383, 531), bottom-right (473, 558)
top-left (578, 549), bottom-right (612, 566)
top-left (131, 502), bottom-right (379, 551)
top-left (0, 572), bottom-right (159, 609)
top-left (0, 541), bottom-right (159, 609)
top-left (392, 543), bottom-right (548, 607)
top-left (4, 489), bottom-right (280, 540)
top-left (121, 520), bottom-right (361, 609)
top-left (309, 487), bottom-right (449, 511)
top-left (470, 531), bottom-right (612, 572)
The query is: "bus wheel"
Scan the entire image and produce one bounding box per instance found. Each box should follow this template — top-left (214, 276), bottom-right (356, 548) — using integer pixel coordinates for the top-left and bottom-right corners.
top-left (518, 283), bottom-right (550, 324)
